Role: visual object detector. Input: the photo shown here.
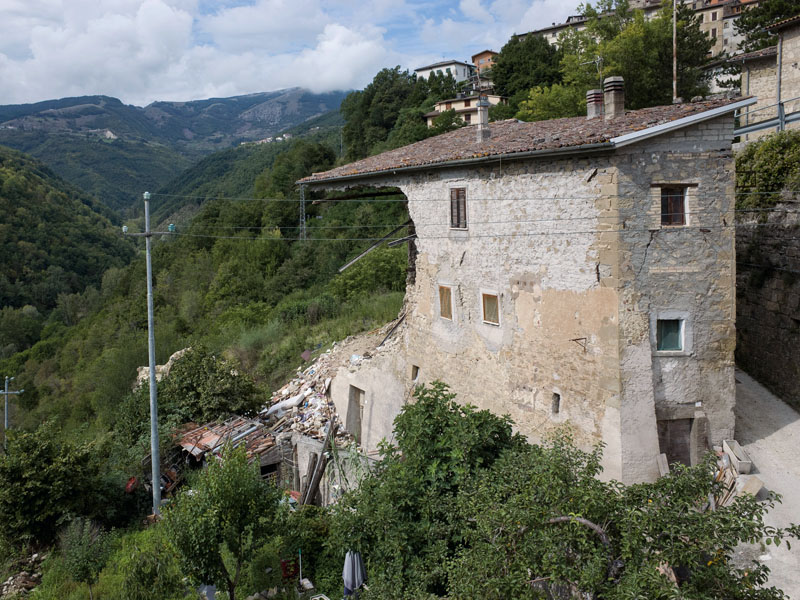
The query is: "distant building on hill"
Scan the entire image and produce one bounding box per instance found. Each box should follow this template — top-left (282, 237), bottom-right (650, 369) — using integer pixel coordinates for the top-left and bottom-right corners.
top-left (471, 50), bottom-right (498, 75)
top-left (423, 94), bottom-right (505, 127)
top-left (414, 60), bottom-right (475, 82)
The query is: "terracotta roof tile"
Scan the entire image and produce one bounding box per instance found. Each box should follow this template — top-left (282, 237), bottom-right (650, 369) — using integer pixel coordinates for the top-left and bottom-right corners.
top-left (301, 97), bottom-right (744, 184)
top-left (767, 14), bottom-right (800, 31)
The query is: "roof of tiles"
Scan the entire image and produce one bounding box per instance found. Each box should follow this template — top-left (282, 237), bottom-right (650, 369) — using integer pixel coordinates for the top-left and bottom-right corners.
top-left (300, 97), bottom-right (745, 184)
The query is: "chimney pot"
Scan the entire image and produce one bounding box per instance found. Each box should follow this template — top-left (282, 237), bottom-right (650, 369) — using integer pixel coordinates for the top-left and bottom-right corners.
top-left (586, 88), bottom-right (603, 119)
top-left (603, 76), bottom-right (625, 121)
top-left (476, 96), bottom-right (491, 142)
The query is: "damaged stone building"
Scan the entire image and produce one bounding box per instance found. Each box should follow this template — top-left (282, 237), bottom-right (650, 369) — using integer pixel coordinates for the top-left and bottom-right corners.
top-left (300, 80), bottom-right (755, 483)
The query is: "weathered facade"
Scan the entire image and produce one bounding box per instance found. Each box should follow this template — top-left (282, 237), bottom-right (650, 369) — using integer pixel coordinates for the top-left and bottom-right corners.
top-left (303, 86), bottom-right (752, 483)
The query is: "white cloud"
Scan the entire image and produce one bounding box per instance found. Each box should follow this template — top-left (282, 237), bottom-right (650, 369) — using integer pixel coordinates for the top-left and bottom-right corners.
top-left (0, 0), bottom-right (573, 105)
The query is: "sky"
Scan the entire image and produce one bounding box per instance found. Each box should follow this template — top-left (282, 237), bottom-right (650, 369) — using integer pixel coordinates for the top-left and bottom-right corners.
top-left (0, 0), bottom-right (575, 106)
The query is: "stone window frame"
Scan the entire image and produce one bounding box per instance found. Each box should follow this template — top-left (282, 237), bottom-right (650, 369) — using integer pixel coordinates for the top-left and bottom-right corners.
top-left (438, 283), bottom-right (455, 321)
top-left (649, 183), bottom-right (698, 230)
top-left (650, 310), bottom-right (694, 357)
top-left (480, 289), bottom-right (501, 326)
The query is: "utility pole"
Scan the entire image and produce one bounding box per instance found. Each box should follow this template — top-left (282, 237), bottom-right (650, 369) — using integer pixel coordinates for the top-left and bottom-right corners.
top-left (673, 0), bottom-right (678, 102)
top-left (123, 193), bottom-right (176, 515)
top-left (299, 186), bottom-right (307, 241)
top-left (3, 376), bottom-right (23, 452)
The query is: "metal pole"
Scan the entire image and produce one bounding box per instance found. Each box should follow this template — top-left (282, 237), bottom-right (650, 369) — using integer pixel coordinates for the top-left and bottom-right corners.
top-left (673, 0), bottom-right (677, 102)
top-left (300, 186), bottom-right (306, 241)
top-left (3, 376), bottom-right (8, 452)
top-left (144, 191), bottom-right (161, 515)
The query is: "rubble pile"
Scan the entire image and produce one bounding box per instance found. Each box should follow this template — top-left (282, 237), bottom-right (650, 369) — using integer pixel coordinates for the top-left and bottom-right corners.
top-left (261, 344), bottom-right (354, 442)
top-left (711, 440), bottom-right (763, 509)
top-left (1, 553), bottom-right (45, 598)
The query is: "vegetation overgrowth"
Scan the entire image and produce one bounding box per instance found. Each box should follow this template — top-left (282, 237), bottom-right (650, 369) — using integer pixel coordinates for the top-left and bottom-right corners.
top-left (736, 130), bottom-right (800, 209)
top-left (24, 384), bottom-right (800, 600)
top-left (492, 0), bottom-right (713, 121)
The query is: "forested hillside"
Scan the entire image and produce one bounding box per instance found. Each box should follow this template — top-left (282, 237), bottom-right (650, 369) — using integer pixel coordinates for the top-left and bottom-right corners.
top-left (0, 89), bottom-right (347, 213)
top-left (0, 145), bottom-right (134, 357)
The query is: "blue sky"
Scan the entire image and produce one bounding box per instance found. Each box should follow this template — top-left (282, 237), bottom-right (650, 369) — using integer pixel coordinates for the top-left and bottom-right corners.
top-left (0, 0), bottom-right (574, 105)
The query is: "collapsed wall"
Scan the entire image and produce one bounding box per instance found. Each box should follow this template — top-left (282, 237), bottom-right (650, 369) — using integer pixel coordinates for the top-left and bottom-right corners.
top-left (736, 198), bottom-right (800, 410)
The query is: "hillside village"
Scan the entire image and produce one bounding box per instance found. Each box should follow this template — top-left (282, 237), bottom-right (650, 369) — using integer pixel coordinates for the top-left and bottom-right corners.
top-left (2, 1), bottom-right (800, 599)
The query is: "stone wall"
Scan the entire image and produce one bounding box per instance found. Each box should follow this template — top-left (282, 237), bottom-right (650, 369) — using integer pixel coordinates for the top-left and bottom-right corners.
top-left (319, 114), bottom-right (738, 484)
top-left (736, 198), bottom-right (800, 409)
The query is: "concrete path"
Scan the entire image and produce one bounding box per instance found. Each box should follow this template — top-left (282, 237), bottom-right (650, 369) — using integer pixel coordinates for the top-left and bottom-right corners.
top-left (734, 369), bottom-right (800, 598)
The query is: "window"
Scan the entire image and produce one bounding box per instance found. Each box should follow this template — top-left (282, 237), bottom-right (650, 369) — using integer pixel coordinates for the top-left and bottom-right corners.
top-left (411, 365), bottom-right (420, 381)
top-left (439, 285), bottom-right (453, 320)
top-left (724, 20), bottom-right (729, 27)
top-left (450, 188), bottom-right (467, 228)
top-left (445, 101), bottom-right (452, 110)
top-left (464, 113), bottom-right (471, 123)
top-left (551, 393), bottom-right (561, 415)
top-left (711, 27), bottom-right (717, 38)
top-left (464, 99), bottom-right (471, 108)
top-left (482, 293), bottom-right (499, 325)
top-left (446, 67), bottom-right (452, 75)
top-left (712, 11), bottom-right (717, 20)
top-left (657, 319), bottom-right (683, 351)
top-left (661, 187), bottom-right (686, 226)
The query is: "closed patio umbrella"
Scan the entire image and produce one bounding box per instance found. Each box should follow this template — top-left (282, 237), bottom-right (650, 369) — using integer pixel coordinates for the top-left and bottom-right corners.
top-left (343, 550), bottom-right (366, 598)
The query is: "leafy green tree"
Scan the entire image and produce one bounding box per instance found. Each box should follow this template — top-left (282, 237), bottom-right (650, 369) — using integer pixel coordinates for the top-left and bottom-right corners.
top-left (736, 130), bottom-right (800, 209)
top-left (517, 84), bottom-right (586, 122)
top-left (117, 528), bottom-right (188, 600)
top-left (163, 444), bottom-right (283, 600)
top-left (0, 424), bottom-right (96, 545)
top-left (158, 346), bottom-right (260, 423)
top-left (491, 34), bottom-right (563, 113)
top-left (735, 0), bottom-right (799, 53)
top-left (329, 382), bottom-right (521, 598)
top-left (59, 518), bottom-right (111, 600)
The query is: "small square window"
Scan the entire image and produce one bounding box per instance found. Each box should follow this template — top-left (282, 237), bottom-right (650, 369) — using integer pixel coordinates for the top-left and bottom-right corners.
top-left (450, 188), bottom-right (467, 229)
top-left (464, 113), bottom-right (471, 123)
top-left (482, 293), bottom-right (499, 325)
top-left (439, 285), bottom-right (453, 320)
top-left (657, 319), bottom-right (683, 351)
top-left (661, 187), bottom-right (686, 226)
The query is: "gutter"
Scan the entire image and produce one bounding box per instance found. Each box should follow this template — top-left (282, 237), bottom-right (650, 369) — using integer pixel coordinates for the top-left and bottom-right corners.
top-left (301, 142), bottom-right (613, 187)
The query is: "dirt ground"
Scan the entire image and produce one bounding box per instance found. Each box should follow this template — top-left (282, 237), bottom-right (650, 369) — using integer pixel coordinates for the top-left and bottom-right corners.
top-left (733, 369), bottom-right (800, 598)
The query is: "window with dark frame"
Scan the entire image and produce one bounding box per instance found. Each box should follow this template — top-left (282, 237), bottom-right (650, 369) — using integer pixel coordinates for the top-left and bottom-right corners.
top-left (450, 188), bottom-right (467, 228)
top-left (657, 319), bottom-right (683, 351)
top-left (439, 285), bottom-right (453, 320)
top-left (661, 187), bottom-right (686, 226)
top-left (464, 99), bottom-right (471, 107)
top-left (482, 293), bottom-right (499, 325)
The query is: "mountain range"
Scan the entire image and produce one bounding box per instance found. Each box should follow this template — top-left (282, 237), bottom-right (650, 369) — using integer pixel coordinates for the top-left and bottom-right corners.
top-left (0, 88), bottom-right (347, 211)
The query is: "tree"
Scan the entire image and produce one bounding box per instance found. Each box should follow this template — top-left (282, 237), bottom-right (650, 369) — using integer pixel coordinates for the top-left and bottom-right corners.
top-left (59, 518), bottom-right (111, 600)
top-left (157, 346), bottom-right (260, 423)
top-left (0, 423), bottom-right (97, 546)
top-left (163, 444), bottom-right (283, 600)
top-left (735, 0), bottom-right (799, 53)
top-left (326, 383), bottom-right (798, 599)
top-left (517, 84), bottom-right (586, 122)
top-left (329, 383), bottom-right (522, 598)
top-left (491, 33), bottom-right (563, 111)
top-left (118, 528), bottom-right (187, 600)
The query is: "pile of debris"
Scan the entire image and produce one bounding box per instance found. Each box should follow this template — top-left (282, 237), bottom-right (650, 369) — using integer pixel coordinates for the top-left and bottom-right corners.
top-left (260, 345), bottom-right (353, 443)
top-left (0, 553), bottom-right (45, 598)
top-left (710, 439), bottom-right (763, 509)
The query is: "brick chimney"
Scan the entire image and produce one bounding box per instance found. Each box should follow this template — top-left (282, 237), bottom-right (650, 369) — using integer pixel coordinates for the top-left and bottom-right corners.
top-left (586, 88), bottom-right (603, 119)
top-left (603, 76), bottom-right (625, 120)
top-left (477, 95), bottom-right (491, 142)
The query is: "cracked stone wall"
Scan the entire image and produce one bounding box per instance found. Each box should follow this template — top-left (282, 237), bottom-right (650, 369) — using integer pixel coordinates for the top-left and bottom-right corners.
top-left (320, 115), bottom-right (737, 484)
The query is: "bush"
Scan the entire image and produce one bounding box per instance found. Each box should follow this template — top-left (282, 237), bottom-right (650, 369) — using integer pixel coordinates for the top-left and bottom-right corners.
top-left (736, 130), bottom-right (800, 209)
